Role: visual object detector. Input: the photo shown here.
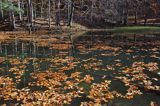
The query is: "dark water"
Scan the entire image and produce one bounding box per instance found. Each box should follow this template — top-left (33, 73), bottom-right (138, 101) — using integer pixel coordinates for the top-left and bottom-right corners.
top-left (0, 33), bottom-right (160, 106)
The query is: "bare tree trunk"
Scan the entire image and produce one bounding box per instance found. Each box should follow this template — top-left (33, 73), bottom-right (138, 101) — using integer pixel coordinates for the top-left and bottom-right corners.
top-left (123, 11), bottom-right (128, 25)
top-left (18, 0), bottom-right (22, 20)
top-left (8, 0), bottom-right (16, 30)
top-left (90, 0), bottom-right (94, 23)
top-left (55, 0), bottom-right (61, 27)
top-left (143, 1), bottom-right (150, 26)
top-left (21, 0), bottom-right (24, 10)
top-left (31, 3), bottom-right (34, 25)
top-left (34, 5), bottom-right (36, 19)
top-left (21, 0), bottom-right (25, 22)
top-left (41, 0), bottom-right (43, 18)
top-left (134, 11), bottom-right (137, 25)
top-left (27, 0), bottom-right (33, 34)
top-left (67, 0), bottom-right (71, 26)
top-left (33, 4), bottom-right (37, 32)
top-left (11, 11), bottom-right (16, 29)
top-left (48, 0), bottom-right (51, 30)
top-left (0, 0), bottom-right (3, 19)
top-left (144, 14), bottom-right (147, 26)
top-left (67, 0), bottom-right (74, 26)
top-left (123, 0), bottom-right (128, 25)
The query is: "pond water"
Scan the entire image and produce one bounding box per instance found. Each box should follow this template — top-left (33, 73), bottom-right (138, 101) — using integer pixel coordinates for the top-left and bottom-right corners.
top-left (0, 32), bottom-right (160, 106)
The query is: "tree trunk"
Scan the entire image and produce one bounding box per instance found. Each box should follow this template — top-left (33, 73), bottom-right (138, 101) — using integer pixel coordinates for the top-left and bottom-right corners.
top-left (21, 0), bottom-right (24, 21)
top-left (123, 11), bottom-right (128, 25)
top-left (68, 0), bottom-right (74, 26)
top-left (123, 0), bottom-right (128, 25)
top-left (0, 0), bottom-right (4, 19)
top-left (27, 0), bottom-right (33, 34)
top-left (11, 11), bottom-right (16, 29)
top-left (134, 9), bottom-right (137, 25)
top-left (90, 0), bottom-right (94, 23)
top-left (41, 0), bottom-right (43, 18)
top-left (48, 0), bottom-right (51, 30)
top-left (144, 14), bottom-right (147, 26)
top-left (18, 0), bottom-right (22, 20)
top-left (34, 6), bottom-right (37, 19)
top-left (8, 0), bottom-right (16, 30)
top-left (55, 0), bottom-right (61, 27)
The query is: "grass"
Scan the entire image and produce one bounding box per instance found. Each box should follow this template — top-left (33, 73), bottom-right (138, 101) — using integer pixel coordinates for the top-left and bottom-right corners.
top-left (111, 26), bottom-right (160, 34)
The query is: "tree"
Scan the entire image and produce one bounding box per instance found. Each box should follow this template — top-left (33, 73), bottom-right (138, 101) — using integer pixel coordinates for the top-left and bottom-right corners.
top-left (8, 0), bottom-right (16, 30)
top-left (0, 0), bottom-right (4, 19)
top-left (55, 0), bottom-right (61, 27)
top-left (67, 0), bottom-right (74, 26)
top-left (17, 0), bottom-right (22, 20)
top-left (27, 0), bottom-right (33, 33)
top-left (141, 0), bottom-right (151, 25)
top-left (48, 0), bottom-right (51, 30)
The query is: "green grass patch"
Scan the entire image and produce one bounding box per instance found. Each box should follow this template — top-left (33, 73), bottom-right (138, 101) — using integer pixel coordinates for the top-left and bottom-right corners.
top-left (112, 26), bottom-right (160, 34)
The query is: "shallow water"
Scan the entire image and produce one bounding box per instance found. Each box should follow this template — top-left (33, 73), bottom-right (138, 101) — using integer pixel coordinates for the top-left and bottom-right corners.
top-left (0, 33), bottom-right (160, 106)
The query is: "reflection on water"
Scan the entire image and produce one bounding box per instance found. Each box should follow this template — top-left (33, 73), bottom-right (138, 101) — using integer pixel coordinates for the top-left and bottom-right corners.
top-left (0, 32), bottom-right (160, 106)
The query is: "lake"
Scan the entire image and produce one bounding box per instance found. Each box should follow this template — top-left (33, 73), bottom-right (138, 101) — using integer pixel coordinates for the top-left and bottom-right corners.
top-left (0, 32), bottom-right (160, 106)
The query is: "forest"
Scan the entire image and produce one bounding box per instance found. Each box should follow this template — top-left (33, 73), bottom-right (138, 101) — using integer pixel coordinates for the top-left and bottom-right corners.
top-left (0, 0), bottom-right (160, 30)
top-left (0, 0), bottom-right (160, 106)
